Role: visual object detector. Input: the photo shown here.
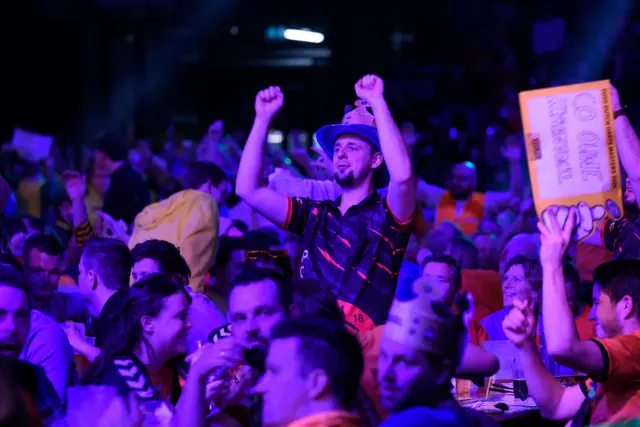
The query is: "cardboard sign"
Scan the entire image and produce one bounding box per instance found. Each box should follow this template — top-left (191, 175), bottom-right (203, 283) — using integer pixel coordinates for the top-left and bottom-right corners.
top-left (519, 80), bottom-right (623, 242)
top-left (11, 128), bottom-right (53, 163)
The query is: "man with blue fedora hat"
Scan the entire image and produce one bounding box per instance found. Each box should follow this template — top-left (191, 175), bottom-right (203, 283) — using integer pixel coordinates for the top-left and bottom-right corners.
top-left (236, 74), bottom-right (417, 329)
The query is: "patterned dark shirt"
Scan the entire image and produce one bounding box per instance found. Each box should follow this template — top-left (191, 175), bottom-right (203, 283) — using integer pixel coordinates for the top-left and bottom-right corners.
top-left (603, 215), bottom-right (640, 260)
top-left (284, 192), bottom-right (413, 328)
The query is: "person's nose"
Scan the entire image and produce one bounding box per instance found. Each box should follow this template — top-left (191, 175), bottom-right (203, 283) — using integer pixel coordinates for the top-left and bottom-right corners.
top-left (0, 317), bottom-right (16, 335)
top-left (247, 315), bottom-right (260, 333)
top-left (253, 373), bottom-right (267, 394)
top-left (588, 304), bottom-right (597, 320)
top-left (379, 360), bottom-right (394, 383)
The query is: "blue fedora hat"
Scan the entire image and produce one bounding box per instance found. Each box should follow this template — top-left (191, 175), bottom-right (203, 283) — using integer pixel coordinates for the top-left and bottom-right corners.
top-left (316, 100), bottom-right (389, 187)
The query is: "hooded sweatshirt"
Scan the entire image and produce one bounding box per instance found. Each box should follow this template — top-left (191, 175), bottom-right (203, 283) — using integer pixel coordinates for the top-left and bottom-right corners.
top-left (128, 189), bottom-right (219, 292)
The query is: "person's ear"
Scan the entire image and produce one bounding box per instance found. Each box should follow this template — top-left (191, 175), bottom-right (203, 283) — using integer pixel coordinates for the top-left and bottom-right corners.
top-left (140, 315), bottom-right (155, 334)
top-left (305, 368), bottom-right (330, 400)
top-left (372, 152), bottom-right (383, 169)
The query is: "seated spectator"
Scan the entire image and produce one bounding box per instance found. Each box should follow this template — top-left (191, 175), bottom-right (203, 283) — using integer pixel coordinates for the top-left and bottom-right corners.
top-left (255, 317), bottom-right (363, 427)
top-left (63, 238), bottom-right (132, 362)
top-left (22, 234), bottom-right (87, 323)
top-left (478, 254), bottom-right (579, 376)
top-left (181, 266), bottom-right (290, 426)
top-left (130, 239), bottom-right (225, 353)
top-left (478, 254), bottom-right (542, 342)
top-left (0, 263), bottom-right (64, 424)
top-left (377, 286), bottom-right (498, 426)
top-left (83, 274), bottom-right (192, 404)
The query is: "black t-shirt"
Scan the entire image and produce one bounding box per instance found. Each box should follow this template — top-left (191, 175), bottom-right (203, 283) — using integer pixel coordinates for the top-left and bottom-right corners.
top-left (102, 162), bottom-right (150, 226)
top-left (93, 290), bottom-right (128, 348)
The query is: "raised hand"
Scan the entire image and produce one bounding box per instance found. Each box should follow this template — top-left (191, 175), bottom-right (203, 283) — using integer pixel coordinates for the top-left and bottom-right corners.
top-left (502, 299), bottom-right (536, 349)
top-left (255, 86), bottom-right (284, 119)
top-left (355, 74), bottom-right (385, 105)
top-left (61, 171), bottom-right (87, 202)
top-left (538, 206), bottom-right (576, 265)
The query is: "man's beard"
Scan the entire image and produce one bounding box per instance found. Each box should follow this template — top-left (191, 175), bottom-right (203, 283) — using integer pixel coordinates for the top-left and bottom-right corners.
top-left (390, 375), bottom-right (451, 413)
top-left (449, 187), bottom-right (473, 200)
top-left (335, 171), bottom-right (356, 188)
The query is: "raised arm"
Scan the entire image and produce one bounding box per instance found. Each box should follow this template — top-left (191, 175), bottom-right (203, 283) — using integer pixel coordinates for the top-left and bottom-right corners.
top-left (539, 209), bottom-right (606, 377)
top-left (235, 86), bottom-right (290, 228)
top-left (355, 75), bottom-right (416, 222)
top-left (485, 136), bottom-right (524, 215)
top-left (611, 85), bottom-right (640, 209)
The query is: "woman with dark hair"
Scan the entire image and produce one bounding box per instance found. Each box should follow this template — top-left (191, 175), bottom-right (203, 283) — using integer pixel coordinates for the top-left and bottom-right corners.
top-left (83, 274), bottom-right (192, 404)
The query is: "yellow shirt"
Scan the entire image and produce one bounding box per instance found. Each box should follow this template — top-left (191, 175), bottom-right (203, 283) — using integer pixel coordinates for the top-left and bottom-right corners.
top-left (17, 177), bottom-right (45, 217)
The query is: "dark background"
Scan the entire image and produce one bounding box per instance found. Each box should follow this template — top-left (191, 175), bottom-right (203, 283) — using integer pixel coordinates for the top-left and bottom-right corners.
top-left (1, 0), bottom-right (639, 159)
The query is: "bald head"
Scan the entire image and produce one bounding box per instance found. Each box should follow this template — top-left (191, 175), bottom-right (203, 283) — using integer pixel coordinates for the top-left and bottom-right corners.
top-left (447, 162), bottom-right (478, 200)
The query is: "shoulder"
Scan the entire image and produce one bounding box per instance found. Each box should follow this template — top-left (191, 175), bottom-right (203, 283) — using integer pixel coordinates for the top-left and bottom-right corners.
top-left (102, 356), bottom-right (157, 400)
top-left (25, 311), bottom-right (68, 344)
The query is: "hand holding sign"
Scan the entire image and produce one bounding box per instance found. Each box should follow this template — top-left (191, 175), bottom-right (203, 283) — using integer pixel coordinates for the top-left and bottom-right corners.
top-left (541, 199), bottom-right (621, 242)
top-left (538, 206), bottom-right (576, 266)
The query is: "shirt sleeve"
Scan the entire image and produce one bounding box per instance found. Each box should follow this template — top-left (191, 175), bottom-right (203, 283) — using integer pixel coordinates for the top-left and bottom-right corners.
top-left (602, 219), bottom-right (624, 251)
top-left (592, 332), bottom-right (640, 381)
top-left (22, 321), bottom-right (74, 404)
top-left (283, 197), bottom-right (315, 236)
top-left (73, 219), bottom-right (94, 248)
top-left (383, 197), bottom-right (415, 228)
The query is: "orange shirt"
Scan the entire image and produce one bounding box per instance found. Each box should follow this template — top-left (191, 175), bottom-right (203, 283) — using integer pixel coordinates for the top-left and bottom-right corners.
top-left (435, 192), bottom-right (485, 235)
top-left (589, 331), bottom-right (640, 425)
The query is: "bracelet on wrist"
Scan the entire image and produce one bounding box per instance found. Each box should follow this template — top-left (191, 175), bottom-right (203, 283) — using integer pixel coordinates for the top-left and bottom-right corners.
top-left (614, 106), bottom-right (627, 119)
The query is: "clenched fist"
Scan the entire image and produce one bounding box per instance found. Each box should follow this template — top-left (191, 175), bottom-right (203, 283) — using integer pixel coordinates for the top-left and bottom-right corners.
top-left (255, 86), bottom-right (284, 119)
top-left (355, 74), bottom-right (385, 105)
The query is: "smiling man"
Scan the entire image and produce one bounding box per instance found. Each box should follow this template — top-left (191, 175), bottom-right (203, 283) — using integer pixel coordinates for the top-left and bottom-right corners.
top-left (236, 75), bottom-right (416, 329)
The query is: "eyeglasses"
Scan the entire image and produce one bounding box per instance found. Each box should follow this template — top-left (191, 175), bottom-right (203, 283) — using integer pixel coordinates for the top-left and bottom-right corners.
top-left (244, 249), bottom-right (289, 262)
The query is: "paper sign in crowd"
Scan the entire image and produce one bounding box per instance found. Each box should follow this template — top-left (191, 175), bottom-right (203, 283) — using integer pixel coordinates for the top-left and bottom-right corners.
top-left (519, 80), bottom-right (623, 242)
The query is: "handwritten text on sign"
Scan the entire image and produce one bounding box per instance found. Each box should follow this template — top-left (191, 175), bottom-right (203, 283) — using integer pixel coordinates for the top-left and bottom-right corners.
top-left (526, 88), bottom-right (617, 199)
